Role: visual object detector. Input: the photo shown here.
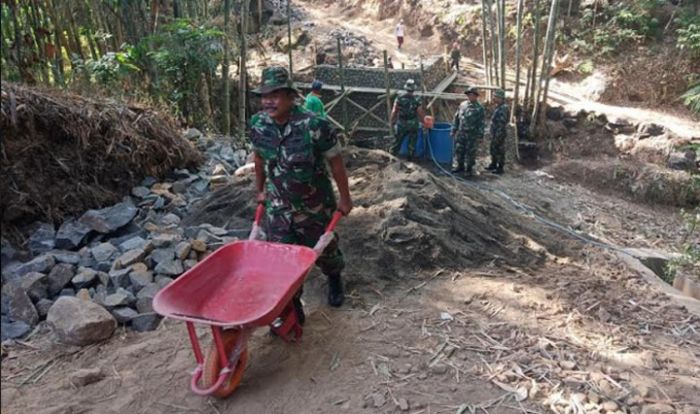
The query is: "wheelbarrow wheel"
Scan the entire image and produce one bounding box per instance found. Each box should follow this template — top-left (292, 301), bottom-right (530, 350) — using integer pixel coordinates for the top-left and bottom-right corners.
top-left (202, 329), bottom-right (249, 398)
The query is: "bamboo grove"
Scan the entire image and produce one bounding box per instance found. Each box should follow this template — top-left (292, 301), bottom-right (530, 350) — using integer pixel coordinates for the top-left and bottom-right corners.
top-left (0, 0), bottom-right (251, 132)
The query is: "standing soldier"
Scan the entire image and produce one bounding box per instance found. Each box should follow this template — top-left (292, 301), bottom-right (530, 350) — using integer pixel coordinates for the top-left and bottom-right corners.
top-left (304, 80), bottom-right (326, 118)
top-left (451, 86), bottom-right (485, 176)
top-left (486, 89), bottom-right (508, 174)
top-left (390, 79), bottom-right (425, 161)
top-left (449, 42), bottom-right (461, 72)
top-left (250, 67), bottom-right (353, 316)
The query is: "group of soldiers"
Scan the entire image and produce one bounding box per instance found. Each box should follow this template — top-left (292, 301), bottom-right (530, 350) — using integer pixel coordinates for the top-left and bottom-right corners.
top-left (246, 64), bottom-right (510, 323)
top-left (390, 79), bottom-right (509, 176)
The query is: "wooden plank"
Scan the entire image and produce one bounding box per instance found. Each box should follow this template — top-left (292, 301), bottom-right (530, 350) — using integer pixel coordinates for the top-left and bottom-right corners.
top-left (350, 100), bottom-right (385, 129)
top-left (427, 71), bottom-right (458, 109)
top-left (345, 96), bottom-right (389, 127)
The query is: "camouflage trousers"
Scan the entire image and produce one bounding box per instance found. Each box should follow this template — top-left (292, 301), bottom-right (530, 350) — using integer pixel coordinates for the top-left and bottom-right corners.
top-left (454, 133), bottom-right (480, 170)
top-left (265, 208), bottom-right (345, 277)
top-left (490, 133), bottom-right (506, 167)
top-left (391, 122), bottom-right (419, 157)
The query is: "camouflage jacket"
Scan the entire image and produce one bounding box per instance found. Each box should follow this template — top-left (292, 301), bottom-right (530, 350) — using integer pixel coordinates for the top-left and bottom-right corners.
top-left (394, 93), bottom-right (421, 126)
top-left (490, 103), bottom-right (509, 139)
top-left (452, 100), bottom-right (485, 137)
top-left (250, 105), bottom-right (341, 215)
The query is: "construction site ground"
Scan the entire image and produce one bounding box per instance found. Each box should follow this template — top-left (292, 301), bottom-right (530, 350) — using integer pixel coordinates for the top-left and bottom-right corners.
top-left (2, 2), bottom-right (699, 414)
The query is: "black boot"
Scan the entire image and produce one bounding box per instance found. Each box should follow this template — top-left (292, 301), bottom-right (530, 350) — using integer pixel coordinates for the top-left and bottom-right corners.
top-left (327, 274), bottom-right (345, 307)
top-left (493, 164), bottom-right (504, 175)
top-left (485, 161), bottom-right (497, 171)
top-left (452, 165), bottom-right (465, 173)
top-left (465, 166), bottom-right (474, 176)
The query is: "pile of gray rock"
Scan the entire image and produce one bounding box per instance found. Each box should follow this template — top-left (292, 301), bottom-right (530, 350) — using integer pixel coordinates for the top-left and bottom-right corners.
top-left (1, 130), bottom-right (250, 345)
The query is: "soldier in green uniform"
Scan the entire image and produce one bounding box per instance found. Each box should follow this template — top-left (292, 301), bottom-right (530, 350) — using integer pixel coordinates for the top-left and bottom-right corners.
top-left (449, 42), bottom-right (461, 72)
top-left (451, 86), bottom-right (485, 176)
top-left (486, 89), bottom-right (508, 175)
top-left (249, 67), bottom-right (353, 316)
top-left (390, 79), bottom-right (425, 160)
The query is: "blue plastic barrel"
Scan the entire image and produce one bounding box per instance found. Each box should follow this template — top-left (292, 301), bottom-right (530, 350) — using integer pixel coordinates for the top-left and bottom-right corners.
top-left (398, 128), bottom-right (426, 157)
top-left (428, 122), bottom-right (453, 164)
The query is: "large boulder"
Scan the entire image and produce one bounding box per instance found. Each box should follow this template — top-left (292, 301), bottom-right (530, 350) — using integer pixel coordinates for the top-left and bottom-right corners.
top-left (14, 254), bottom-right (55, 278)
top-left (55, 219), bottom-right (93, 250)
top-left (1, 284), bottom-right (39, 326)
top-left (79, 200), bottom-right (138, 234)
top-left (47, 263), bottom-right (76, 296)
top-left (28, 223), bottom-right (56, 256)
top-left (46, 296), bottom-right (116, 346)
top-left (18, 272), bottom-right (49, 302)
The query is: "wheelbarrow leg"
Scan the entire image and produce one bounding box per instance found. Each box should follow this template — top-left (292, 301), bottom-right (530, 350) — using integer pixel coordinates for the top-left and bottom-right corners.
top-left (270, 300), bottom-right (304, 342)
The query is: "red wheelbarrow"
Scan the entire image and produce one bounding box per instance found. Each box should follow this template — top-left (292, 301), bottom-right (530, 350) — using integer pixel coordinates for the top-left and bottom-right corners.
top-left (153, 205), bottom-right (342, 398)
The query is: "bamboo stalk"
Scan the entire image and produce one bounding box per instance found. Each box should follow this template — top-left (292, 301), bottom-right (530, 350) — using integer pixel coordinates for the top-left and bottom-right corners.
top-left (512, 0), bottom-right (524, 119)
top-left (480, 0), bottom-right (491, 92)
top-left (499, 0), bottom-right (506, 90)
top-left (337, 37), bottom-right (347, 131)
top-left (239, 0), bottom-right (248, 131)
top-left (527, 0), bottom-right (541, 111)
top-left (222, 0), bottom-right (231, 135)
top-left (287, 0), bottom-right (293, 77)
top-left (530, 0), bottom-right (560, 129)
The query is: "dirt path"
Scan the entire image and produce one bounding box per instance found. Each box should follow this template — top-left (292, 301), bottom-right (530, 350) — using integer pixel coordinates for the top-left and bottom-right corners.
top-left (2, 149), bottom-right (699, 414)
top-left (296, 0), bottom-right (700, 140)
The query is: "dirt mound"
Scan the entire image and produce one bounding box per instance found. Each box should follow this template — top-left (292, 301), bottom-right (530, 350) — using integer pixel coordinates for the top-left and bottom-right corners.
top-left (547, 159), bottom-right (700, 208)
top-left (0, 83), bottom-right (202, 229)
top-left (187, 147), bottom-right (569, 283)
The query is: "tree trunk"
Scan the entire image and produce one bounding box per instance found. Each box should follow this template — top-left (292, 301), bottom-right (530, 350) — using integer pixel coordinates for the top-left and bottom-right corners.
top-left (527, 0), bottom-right (541, 111)
top-left (47, 0), bottom-right (65, 85)
top-left (239, 0), bottom-right (249, 131)
top-left (287, 0), bottom-right (293, 77)
top-left (480, 0), bottom-right (491, 90)
top-left (531, 0), bottom-right (560, 129)
top-left (223, 0), bottom-right (231, 135)
top-left (499, 0), bottom-right (506, 90)
top-left (486, 0), bottom-right (499, 87)
top-left (66, 4), bottom-right (86, 60)
top-left (512, 0), bottom-right (524, 119)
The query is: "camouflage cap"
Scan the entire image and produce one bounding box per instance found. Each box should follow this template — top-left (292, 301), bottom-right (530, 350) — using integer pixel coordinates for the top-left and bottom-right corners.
top-left (464, 86), bottom-right (480, 96)
top-left (493, 89), bottom-right (506, 99)
top-left (252, 66), bottom-right (299, 95)
top-left (404, 79), bottom-right (417, 91)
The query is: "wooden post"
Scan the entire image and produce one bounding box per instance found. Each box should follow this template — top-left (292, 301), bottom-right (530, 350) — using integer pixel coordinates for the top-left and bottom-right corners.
top-left (258, 0), bottom-right (263, 28)
top-left (239, 0), bottom-right (248, 130)
top-left (287, 0), bottom-right (293, 77)
top-left (337, 37), bottom-right (347, 131)
top-left (222, 0), bottom-right (231, 135)
top-left (383, 50), bottom-right (393, 137)
top-left (512, 0), bottom-right (524, 120)
top-left (531, 0), bottom-right (560, 129)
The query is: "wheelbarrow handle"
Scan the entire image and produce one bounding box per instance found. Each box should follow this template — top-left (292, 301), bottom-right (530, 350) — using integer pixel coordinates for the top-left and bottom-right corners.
top-left (325, 211), bottom-right (344, 233)
top-left (254, 203), bottom-right (265, 225)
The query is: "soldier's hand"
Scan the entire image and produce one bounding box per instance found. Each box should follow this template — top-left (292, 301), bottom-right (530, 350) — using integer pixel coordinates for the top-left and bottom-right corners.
top-left (337, 198), bottom-right (353, 216)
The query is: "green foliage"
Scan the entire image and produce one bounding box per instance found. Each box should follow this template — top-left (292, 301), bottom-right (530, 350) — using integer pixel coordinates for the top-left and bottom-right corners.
top-left (676, 12), bottom-right (700, 57)
top-left (577, 60), bottom-right (594, 75)
top-left (680, 82), bottom-right (700, 113)
top-left (139, 20), bottom-right (223, 125)
top-left (74, 49), bottom-right (139, 87)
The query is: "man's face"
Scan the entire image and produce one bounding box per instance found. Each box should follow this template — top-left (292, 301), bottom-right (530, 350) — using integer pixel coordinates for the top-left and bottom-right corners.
top-left (261, 89), bottom-right (295, 120)
top-left (493, 96), bottom-right (503, 105)
top-left (467, 93), bottom-right (478, 102)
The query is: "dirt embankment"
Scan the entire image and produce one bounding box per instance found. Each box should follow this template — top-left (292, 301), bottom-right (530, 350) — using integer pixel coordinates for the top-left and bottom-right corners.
top-left (0, 84), bottom-right (202, 232)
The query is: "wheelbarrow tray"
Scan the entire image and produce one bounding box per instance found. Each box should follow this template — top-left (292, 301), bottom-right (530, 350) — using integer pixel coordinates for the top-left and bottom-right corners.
top-left (153, 240), bottom-right (318, 328)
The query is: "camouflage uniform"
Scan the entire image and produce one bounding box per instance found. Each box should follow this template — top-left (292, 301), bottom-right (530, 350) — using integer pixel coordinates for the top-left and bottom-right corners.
top-left (452, 98), bottom-right (485, 172)
top-left (391, 93), bottom-right (422, 157)
top-left (249, 105), bottom-right (345, 277)
top-left (489, 101), bottom-right (509, 170)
